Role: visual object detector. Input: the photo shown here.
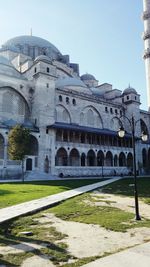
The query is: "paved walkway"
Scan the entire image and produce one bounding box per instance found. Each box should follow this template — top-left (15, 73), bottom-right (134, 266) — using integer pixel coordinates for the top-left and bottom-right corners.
top-left (0, 177), bottom-right (120, 223)
top-left (82, 241), bottom-right (150, 267)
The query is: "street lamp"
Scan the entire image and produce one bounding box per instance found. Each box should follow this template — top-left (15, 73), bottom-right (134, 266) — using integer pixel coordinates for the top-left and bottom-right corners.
top-left (118, 115), bottom-right (148, 221)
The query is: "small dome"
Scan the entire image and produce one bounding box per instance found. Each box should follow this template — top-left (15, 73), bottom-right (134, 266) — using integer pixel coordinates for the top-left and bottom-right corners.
top-left (34, 55), bottom-right (52, 63)
top-left (81, 73), bottom-right (96, 81)
top-left (123, 86), bottom-right (137, 95)
top-left (56, 77), bottom-right (87, 88)
top-left (0, 56), bottom-right (13, 67)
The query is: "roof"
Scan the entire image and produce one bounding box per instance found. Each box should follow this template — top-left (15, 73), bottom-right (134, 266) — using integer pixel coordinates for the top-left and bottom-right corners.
top-left (34, 55), bottom-right (52, 63)
top-left (123, 86), bottom-right (137, 95)
top-left (56, 77), bottom-right (87, 88)
top-left (47, 122), bottom-right (132, 138)
top-left (2, 35), bottom-right (60, 51)
top-left (1, 35), bottom-right (61, 60)
top-left (81, 73), bottom-right (96, 81)
top-left (0, 56), bottom-right (13, 66)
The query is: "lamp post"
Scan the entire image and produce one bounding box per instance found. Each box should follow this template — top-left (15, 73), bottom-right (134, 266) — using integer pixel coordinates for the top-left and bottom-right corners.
top-left (118, 115), bottom-right (148, 221)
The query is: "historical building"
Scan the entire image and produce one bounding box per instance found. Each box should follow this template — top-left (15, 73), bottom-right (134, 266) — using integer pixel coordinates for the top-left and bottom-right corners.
top-left (0, 33), bottom-right (149, 179)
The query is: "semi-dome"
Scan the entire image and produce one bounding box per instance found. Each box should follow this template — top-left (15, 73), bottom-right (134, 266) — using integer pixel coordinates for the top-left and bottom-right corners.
top-left (1, 35), bottom-right (61, 60)
top-left (123, 86), bottom-right (137, 95)
top-left (56, 77), bottom-right (87, 88)
top-left (81, 73), bottom-right (96, 81)
top-left (34, 55), bottom-right (52, 63)
top-left (0, 56), bottom-right (13, 67)
top-left (0, 55), bottom-right (20, 77)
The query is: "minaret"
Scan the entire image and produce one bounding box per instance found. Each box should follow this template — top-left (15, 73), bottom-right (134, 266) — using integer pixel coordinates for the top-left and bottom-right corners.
top-left (143, 0), bottom-right (150, 109)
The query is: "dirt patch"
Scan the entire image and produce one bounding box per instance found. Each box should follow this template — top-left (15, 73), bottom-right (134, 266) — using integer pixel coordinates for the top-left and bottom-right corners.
top-left (36, 213), bottom-right (150, 258)
top-left (21, 255), bottom-right (55, 267)
top-left (1, 192), bottom-right (150, 266)
top-left (90, 191), bottom-right (150, 219)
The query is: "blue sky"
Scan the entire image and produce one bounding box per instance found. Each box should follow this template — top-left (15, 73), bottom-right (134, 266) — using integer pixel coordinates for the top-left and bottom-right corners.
top-left (0, 0), bottom-right (147, 109)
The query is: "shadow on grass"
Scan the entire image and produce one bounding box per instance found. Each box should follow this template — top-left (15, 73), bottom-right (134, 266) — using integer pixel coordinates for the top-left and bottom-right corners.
top-left (101, 177), bottom-right (150, 199)
top-left (0, 189), bottom-right (14, 196)
top-left (0, 258), bottom-right (16, 266)
top-left (0, 219), bottom-right (70, 265)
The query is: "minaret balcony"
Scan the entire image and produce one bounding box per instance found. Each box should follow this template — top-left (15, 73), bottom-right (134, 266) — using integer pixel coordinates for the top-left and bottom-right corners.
top-left (143, 48), bottom-right (150, 59)
top-left (142, 31), bottom-right (150, 40)
top-left (142, 11), bottom-right (150, 20)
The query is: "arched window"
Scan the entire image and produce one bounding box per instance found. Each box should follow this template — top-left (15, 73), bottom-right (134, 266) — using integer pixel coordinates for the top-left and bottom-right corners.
top-left (81, 153), bottom-right (86, 166)
top-left (18, 97), bottom-right (25, 115)
top-left (114, 155), bottom-right (118, 166)
top-left (66, 97), bottom-right (69, 104)
top-left (119, 152), bottom-right (126, 166)
top-left (2, 91), bottom-right (13, 113)
top-left (0, 134), bottom-right (4, 159)
top-left (28, 135), bottom-right (38, 156)
top-left (63, 110), bottom-right (69, 122)
top-left (47, 67), bottom-right (50, 73)
top-left (55, 148), bottom-right (68, 166)
top-left (87, 109), bottom-right (94, 126)
top-left (80, 112), bottom-right (84, 125)
top-left (127, 153), bottom-right (133, 168)
top-left (72, 99), bottom-right (76, 105)
top-left (106, 151), bottom-right (113, 166)
top-left (97, 150), bottom-right (104, 166)
top-left (59, 95), bottom-right (62, 102)
top-left (69, 148), bottom-right (80, 166)
top-left (87, 150), bottom-right (96, 166)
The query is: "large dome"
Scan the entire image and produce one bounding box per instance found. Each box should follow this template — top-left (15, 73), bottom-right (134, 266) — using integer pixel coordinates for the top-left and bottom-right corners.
top-left (1, 35), bottom-right (61, 60)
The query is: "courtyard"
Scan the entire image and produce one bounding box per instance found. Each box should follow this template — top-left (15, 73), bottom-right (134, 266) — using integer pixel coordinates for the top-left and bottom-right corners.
top-left (0, 177), bottom-right (150, 266)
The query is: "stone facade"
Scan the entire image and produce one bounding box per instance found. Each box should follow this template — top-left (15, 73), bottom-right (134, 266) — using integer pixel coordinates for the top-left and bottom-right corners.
top-left (0, 34), bottom-right (149, 179)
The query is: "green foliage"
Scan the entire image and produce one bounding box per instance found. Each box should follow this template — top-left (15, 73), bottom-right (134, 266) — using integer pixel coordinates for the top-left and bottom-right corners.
top-left (8, 125), bottom-right (31, 161)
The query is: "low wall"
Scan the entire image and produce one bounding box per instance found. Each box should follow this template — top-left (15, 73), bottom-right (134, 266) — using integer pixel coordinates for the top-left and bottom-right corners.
top-left (54, 166), bottom-right (129, 177)
top-left (0, 167), bottom-right (22, 179)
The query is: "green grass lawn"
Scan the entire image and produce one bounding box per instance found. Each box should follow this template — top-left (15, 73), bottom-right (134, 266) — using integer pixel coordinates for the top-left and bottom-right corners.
top-left (0, 179), bottom-right (101, 208)
top-left (50, 192), bottom-right (150, 232)
top-left (101, 177), bottom-right (150, 204)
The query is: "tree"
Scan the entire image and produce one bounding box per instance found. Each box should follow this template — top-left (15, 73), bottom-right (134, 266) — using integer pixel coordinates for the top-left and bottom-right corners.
top-left (8, 125), bottom-right (31, 181)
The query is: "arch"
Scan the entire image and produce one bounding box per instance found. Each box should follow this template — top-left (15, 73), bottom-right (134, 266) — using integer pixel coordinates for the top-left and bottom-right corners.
top-left (80, 112), bottom-right (84, 125)
top-left (26, 158), bottom-right (32, 171)
top-left (69, 148), bottom-right (80, 166)
top-left (119, 152), bottom-right (126, 166)
top-left (55, 147), bottom-right (68, 166)
top-left (81, 153), bottom-right (86, 166)
top-left (87, 149), bottom-right (96, 166)
top-left (114, 154), bottom-right (118, 166)
top-left (127, 152), bottom-right (133, 168)
top-left (0, 86), bottom-right (30, 115)
top-left (55, 105), bottom-right (71, 123)
top-left (87, 109), bottom-right (94, 126)
top-left (140, 119), bottom-right (149, 136)
top-left (44, 155), bottom-right (49, 173)
top-left (0, 134), bottom-right (4, 159)
top-left (142, 148), bottom-right (147, 168)
top-left (28, 135), bottom-right (38, 156)
top-left (81, 105), bottom-right (103, 128)
top-left (105, 151), bottom-right (113, 166)
top-left (97, 150), bottom-right (104, 166)
top-left (110, 117), bottom-right (122, 131)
